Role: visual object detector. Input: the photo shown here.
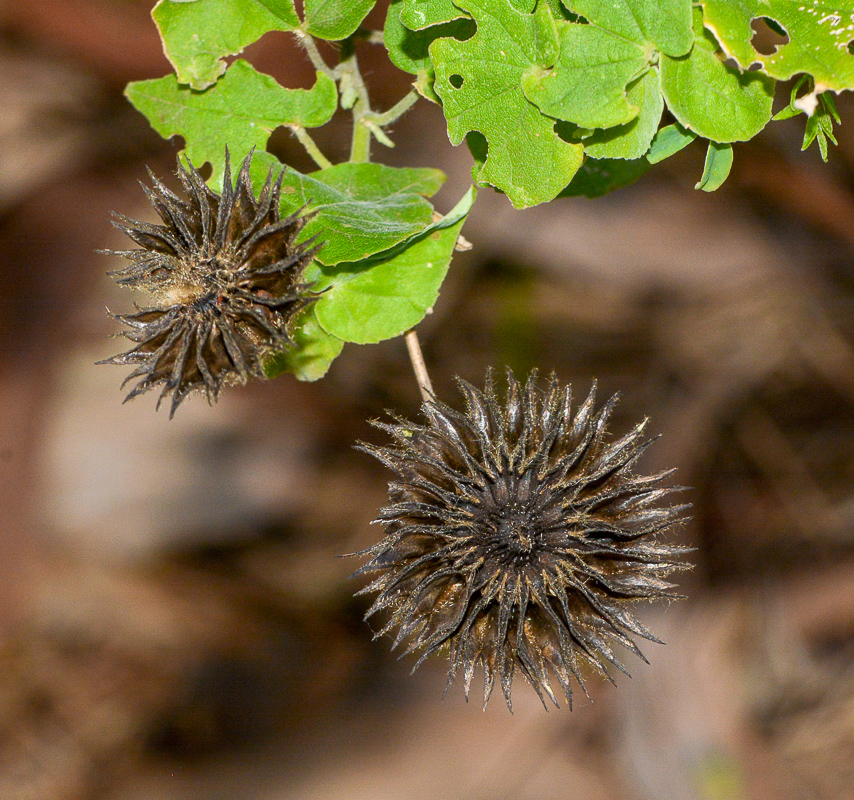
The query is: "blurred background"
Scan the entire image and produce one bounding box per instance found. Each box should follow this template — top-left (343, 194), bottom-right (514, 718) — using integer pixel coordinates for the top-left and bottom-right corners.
top-left (2, 1), bottom-right (854, 798)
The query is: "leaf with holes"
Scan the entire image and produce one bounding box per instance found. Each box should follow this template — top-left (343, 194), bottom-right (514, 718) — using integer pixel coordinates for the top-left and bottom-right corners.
top-left (311, 189), bottom-right (474, 344)
top-left (660, 8), bottom-right (774, 142)
top-left (152, 0), bottom-right (299, 89)
top-left (540, 0), bottom-right (581, 21)
top-left (430, 0), bottom-right (583, 208)
top-left (277, 163), bottom-right (446, 265)
top-left (400, 0), bottom-right (470, 28)
top-left (700, 0), bottom-right (854, 90)
top-left (126, 60), bottom-right (337, 185)
top-left (304, 0), bottom-right (376, 40)
top-left (385, 0), bottom-right (475, 101)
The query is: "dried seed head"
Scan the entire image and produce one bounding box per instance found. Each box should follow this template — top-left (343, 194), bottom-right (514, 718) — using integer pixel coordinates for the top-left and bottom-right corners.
top-left (100, 149), bottom-right (319, 417)
top-left (355, 369), bottom-right (691, 710)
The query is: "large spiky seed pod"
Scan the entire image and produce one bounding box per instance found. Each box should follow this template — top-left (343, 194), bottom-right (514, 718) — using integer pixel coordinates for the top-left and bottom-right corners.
top-left (99, 149), bottom-right (319, 417)
top-left (355, 369), bottom-right (691, 710)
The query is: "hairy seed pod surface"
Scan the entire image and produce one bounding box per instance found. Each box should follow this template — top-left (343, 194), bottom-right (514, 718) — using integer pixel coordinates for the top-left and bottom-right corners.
top-left (100, 149), bottom-right (319, 417)
top-left (355, 370), bottom-right (691, 709)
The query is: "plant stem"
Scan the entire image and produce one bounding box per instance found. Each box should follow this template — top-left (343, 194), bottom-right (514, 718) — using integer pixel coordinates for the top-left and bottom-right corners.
top-left (294, 30), bottom-right (336, 80)
top-left (341, 50), bottom-right (373, 163)
top-left (405, 329), bottom-right (434, 403)
top-left (369, 90), bottom-right (420, 127)
top-left (290, 125), bottom-right (333, 169)
top-left (350, 110), bottom-right (372, 162)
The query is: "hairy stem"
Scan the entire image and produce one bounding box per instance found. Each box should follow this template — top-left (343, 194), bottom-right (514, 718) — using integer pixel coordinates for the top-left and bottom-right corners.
top-left (405, 329), bottom-right (434, 403)
top-left (350, 109), bottom-right (372, 162)
top-left (293, 30), bottom-right (336, 79)
top-left (340, 50), bottom-right (373, 163)
top-left (290, 125), bottom-right (332, 169)
top-left (369, 90), bottom-right (420, 127)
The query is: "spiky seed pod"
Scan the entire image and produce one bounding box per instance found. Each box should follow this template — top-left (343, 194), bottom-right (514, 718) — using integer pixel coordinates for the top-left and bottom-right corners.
top-left (355, 370), bottom-right (691, 710)
top-left (99, 149), bottom-right (319, 417)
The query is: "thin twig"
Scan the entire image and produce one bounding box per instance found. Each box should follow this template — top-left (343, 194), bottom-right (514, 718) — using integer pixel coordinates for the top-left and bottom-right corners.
top-left (405, 329), bottom-right (434, 403)
top-left (290, 125), bottom-right (333, 169)
top-left (293, 30), bottom-right (336, 80)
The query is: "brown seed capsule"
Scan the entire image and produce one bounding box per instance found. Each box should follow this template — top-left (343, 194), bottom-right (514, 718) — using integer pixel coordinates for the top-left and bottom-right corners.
top-left (355, 370), bottom-right (691, 709)
top-left (100, 149), bottom-right (319, 417)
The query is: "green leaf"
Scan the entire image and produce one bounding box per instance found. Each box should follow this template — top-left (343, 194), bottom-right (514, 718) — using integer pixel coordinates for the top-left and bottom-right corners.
top-left (523, 0), bottom-right (691, 131)
top-left (580, 68), bottom-right (664, 158)
top-left (313, 187), bottom-right (475, 343)
top-left (152, 0), bottom-right (299, 89)
top-left (772, 77), bottom-right (841, 162)
top-left (522, 22), bottom-right (649, 128)
top-left (125, 60), bottom-right (337, 185)
top-left (385, 0), bottom-right (475, 102)
top-left (277, 163), bottom-right (446, 265)
top-left (430, 0), bottom-right (583, 208)
top-left (263, 304), bottom-right (345, 381)
top-left (540, 0), bottom-right (580, 21)
top-left (569, 0), bottom-right (693, 57)
top-left (802, 94), bottom-right (840, 161)
top-left (559, 156), bottom-right (650, 197)
top-left (660, 7), bottom-right (774, 142)
top-left (646, 121), bottom-right (696, 163)
top-left (400, 0), bottom-right (469, 28)
top-left (700, 0), bottom-right (854, 91)
top-left (695, 140), bottom-right (733, 191)
top-left (303, 0), bottom-right (376, 40)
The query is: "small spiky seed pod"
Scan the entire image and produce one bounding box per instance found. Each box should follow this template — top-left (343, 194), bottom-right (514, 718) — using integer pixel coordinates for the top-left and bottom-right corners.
top-left (355, 370), bottom-right (690, 709)
top-left (100, 149), bottom-right (319, 417)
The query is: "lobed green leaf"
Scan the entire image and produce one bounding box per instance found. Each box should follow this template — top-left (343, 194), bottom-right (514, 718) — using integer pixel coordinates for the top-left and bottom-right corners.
top-left (125, 59), bottom-right (337, 185)
top-left (385, 0), bottom-right (475, 102)
top-left (700, 0), bottom-right (854, 90)
top-left (522, 22), bottom-right (649, 129)
top-left (582, 68), bottom-right (664, 159)
top-left (660, 8), bottom-right (774, 143)
top-left (430, 0), bottom-right (583, 208)
top-left (400, 0), bottom-right (470, 28)
top-left (568, 0), bottom-right (693, 57)
top-left (152, 0), bottom-right (299, 89)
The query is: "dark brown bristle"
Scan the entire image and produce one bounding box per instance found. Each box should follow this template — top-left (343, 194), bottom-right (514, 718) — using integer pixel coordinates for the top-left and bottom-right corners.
top-left (100, 149), bottom-right (319, 417)
top-left (354, 369), bottom-right (691, 710)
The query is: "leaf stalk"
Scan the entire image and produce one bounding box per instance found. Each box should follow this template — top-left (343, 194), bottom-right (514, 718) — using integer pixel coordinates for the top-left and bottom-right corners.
top-left (293, 30), bottom-right (336, 80)
top-left (338, 50), bottom-right (374, 163)
top-left (289, 125), bottom-right (333, 169)
top-left (405, 329), bottom-right (434, 403)
top-left (369, 90), bottom-right (420, 127)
